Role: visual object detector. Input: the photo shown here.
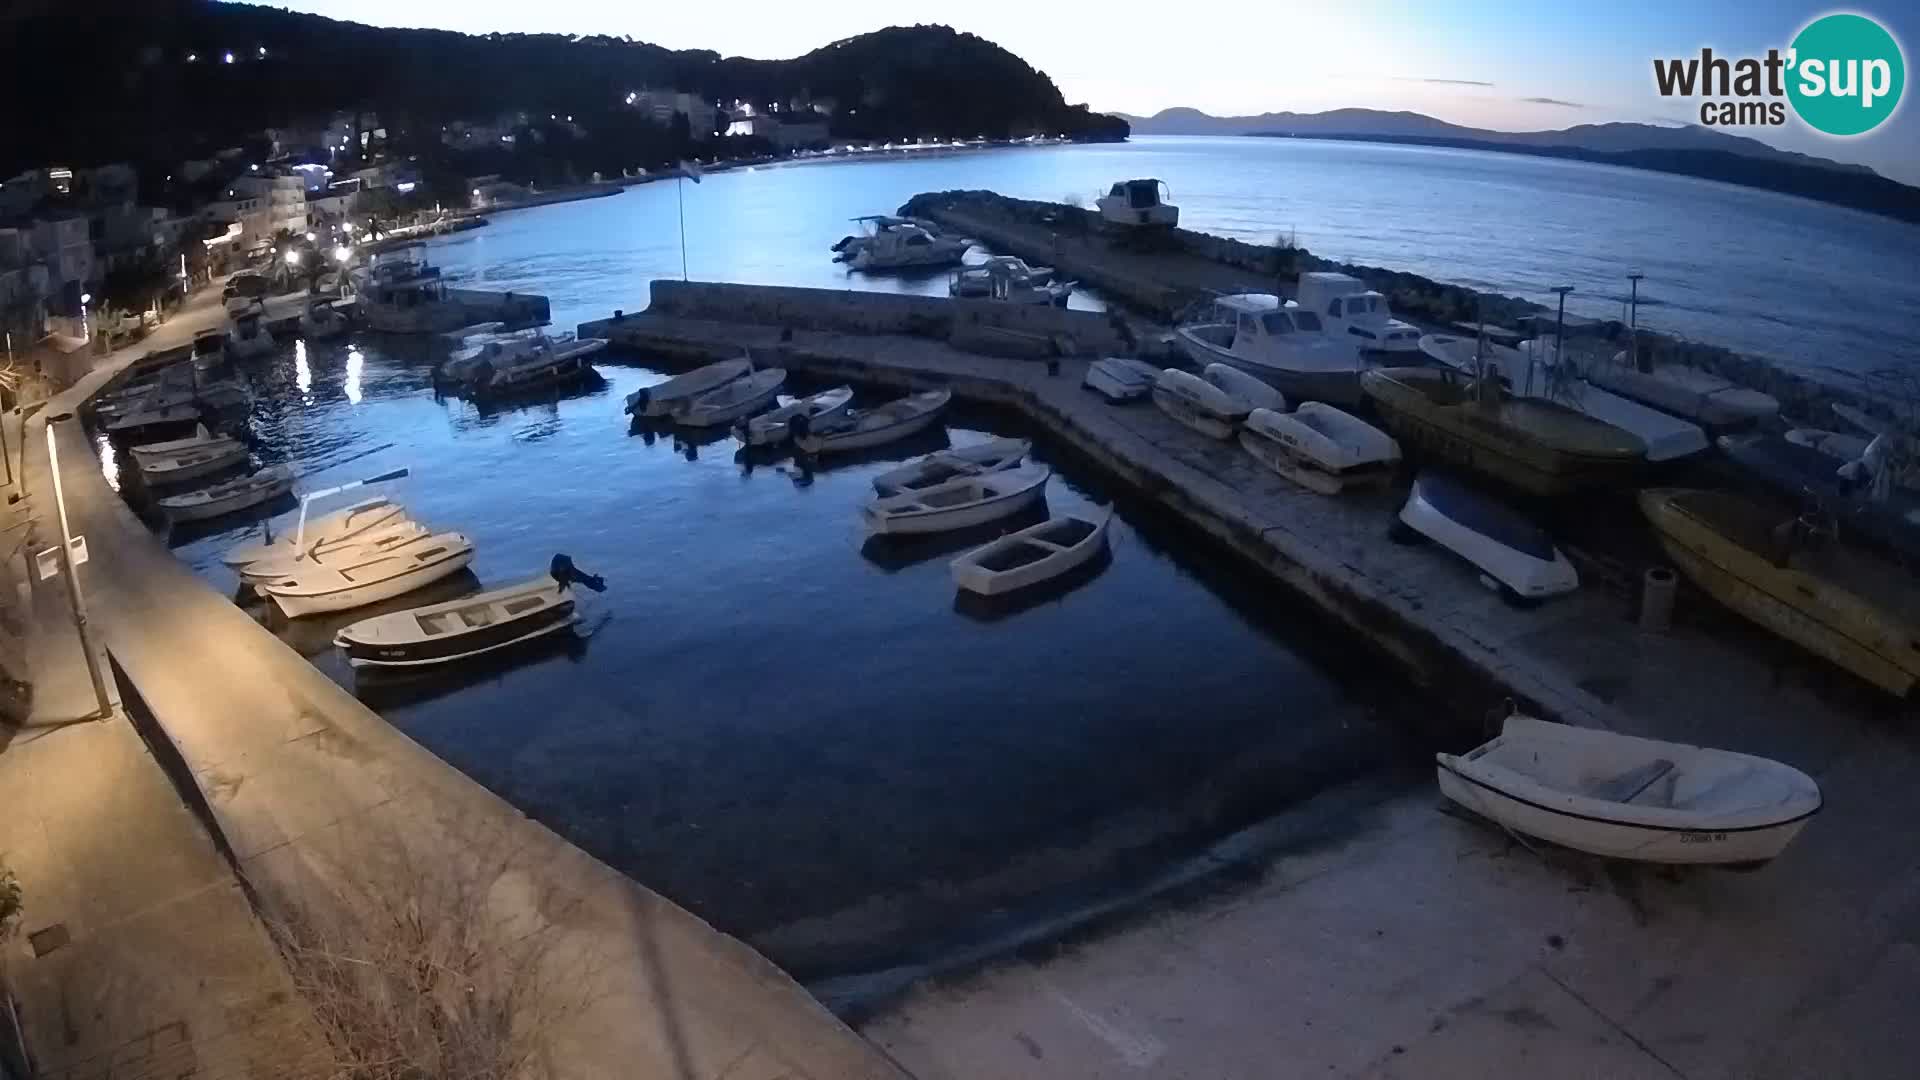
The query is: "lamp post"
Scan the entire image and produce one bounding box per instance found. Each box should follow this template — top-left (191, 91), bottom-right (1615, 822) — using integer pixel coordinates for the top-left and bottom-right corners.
top-left (43, 412), bottom-right (113, 719)
top-left (1551, 285), bottom-right (1575, 369)
top-left (1626, 271), bottom-right (1646, 372)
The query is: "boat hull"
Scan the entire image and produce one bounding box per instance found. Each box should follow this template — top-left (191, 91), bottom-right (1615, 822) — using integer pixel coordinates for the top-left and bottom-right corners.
top-left (266, 546), bottom-right (476, 618)
top-left (136, 443), bottom-right (248, 486)
top-left (222, 498), bottom-right (403, 567)
top-left (794, 392), bottom-right (951, 455)
top-left (337, 600), bottom-right (577, 668)
top-left (1239, 422), bottom-right (1392, 495)
top-left (1175, 330), bottom-right (1364, 408)
top-left (1400, 475), bottom-right (1578, 600)
top-left (677, 371), bottom-right (786, 428)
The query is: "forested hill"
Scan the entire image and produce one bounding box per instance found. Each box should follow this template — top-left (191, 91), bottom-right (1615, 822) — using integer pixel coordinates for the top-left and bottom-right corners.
top-left (0, 1), bottom-right (1127, 174)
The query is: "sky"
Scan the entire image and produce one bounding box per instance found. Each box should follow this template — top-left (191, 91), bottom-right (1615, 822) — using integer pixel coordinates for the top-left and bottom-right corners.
top-left (259, 1), bottom-right (1919, 183)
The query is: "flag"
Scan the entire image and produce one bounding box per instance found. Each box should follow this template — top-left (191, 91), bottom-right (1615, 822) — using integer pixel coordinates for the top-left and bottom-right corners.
top-left (678, 160), bottom-right (703, 184)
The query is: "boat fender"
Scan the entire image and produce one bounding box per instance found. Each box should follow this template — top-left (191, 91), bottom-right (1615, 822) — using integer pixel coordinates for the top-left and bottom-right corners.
top-left (550, 553), bottom-right (607, 593)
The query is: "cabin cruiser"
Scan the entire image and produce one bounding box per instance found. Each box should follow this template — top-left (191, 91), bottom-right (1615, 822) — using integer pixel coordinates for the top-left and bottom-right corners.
top-left (225, 302), bottom-right (277, 360)
top-left (1174, 293), bottom-right (1366, 406)
top-left (349, 244), bottom-right (494, 334)
top-left (1096, 179), bottom-right (1178, 229)
top-left (440, 331), bottom-right (606, 396)
top-left (948, 257), bottom-right (1073, 307)
top-left (837, 218), bottom-right (969, 272)
top-left (1295, 272), bottom-right (1421, 354)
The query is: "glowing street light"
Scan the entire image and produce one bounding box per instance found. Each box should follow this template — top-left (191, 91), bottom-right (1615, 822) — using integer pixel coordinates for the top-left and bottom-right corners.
top-left (285, 249), bottom-right (302, 267)
top-left (224, 51), bottom-right (234, 64)
top-left (80, 292), bottom-right (92, 305)
top-left (341, 222), bottom-right (354, 235)
top-left (333, 246), bottom-right (351, 263)
top-left (305, 231), bottom-right (316, 242)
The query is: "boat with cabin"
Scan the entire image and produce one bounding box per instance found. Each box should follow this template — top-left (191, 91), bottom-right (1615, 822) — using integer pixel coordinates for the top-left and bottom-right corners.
top-left (839, 217), bottom-right (970, 272)
top-left (1174, 294), bottom-right (1366, 406)
top-left (1295, 272), bottom-right (1421, 354)
top-left (225, 302), bottom-right (277, 360)
top-left (351, 245), bottom-right (546, 334)
top-left (1096, 179), bottom-right (1178, 229)
top-left (300, 298), bottom-right (351, 341)
top-left (948, 257), bottom-right (1073, 307)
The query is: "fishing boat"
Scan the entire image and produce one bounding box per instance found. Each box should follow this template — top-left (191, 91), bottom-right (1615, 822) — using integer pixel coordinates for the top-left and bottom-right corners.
top-left (1095, 178), bottom-right (1178, 229)
top-left (872, 437), bottom-right (1031, 495)
top-left (225, 303), bottom-right (277, 360)
top-left (948, 257), bottom-right (1073, 306)
top-left (1395, 471), bottom-right (1578, 604)
top-left (1361, 367), bottom-right (1646, 496)
top-left (157, 465), bottom-right (293, 523)
top-left (623, 357), bottom-right (753, 417)
top-left (446, 333), bottom-right (606, 397)
top-left (675, 368), bottom-right (787, 428)
top-left (223, 496), bottom-right (407, 567)
top-left (1174, 294), bottom-right (1366, 406)
top-left (862, 464), bottom-right (1050, 535)
top-left (255, 530), bottom-right (477, 617)
top-left (1083, 357), bottom-right (1160, 403)
top-left (106, 402), bottom-right (206, 442)
top-left (792, 388), bottom-right (952, 455)
top-left (238, 519), bottom-right (431, 581)
top-left (131, 429), bottom-right (248, 485)
top-left (1153, 368), bottom-right (1246, 440)
top-left (1588, 350), bottom-right (1780, 430)
top-left (333, 555), bottom-right (605, 668)
top-left (1203, 363), bottom-right (1288, 413)
top-left (300, 299), bottom-right (350, 341)
top-left (951, 511), bottom-right (1112, 596)
top-left (1640, 487), bottom-right (1920, 696)
top-left (735, 385), bottom-right (854, 446)
top-left (1239, 403), bottom-right (1399, 494)
top-left (1295, 272), bottom-right (1422, 354)
top-left (1437, 712), bottom-right (1821, 865)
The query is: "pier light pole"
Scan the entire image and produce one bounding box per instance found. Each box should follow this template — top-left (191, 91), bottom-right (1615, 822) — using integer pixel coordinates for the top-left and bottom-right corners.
top-left (44, 412), bottom-right (113, 720)
top-left (1551, 285), bottom-right (1574, 370)
top-left (1626, 271), bottom-right (1645, 372)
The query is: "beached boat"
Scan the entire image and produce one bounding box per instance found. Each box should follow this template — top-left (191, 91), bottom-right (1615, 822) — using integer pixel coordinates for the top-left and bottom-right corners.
top-left (951, 511), bottom-right (1111, 596)
top-left (222, 496), bottom-right (407, 567)
top-left (225, 304), bottom-right (277, 360)
top-left (675, 368), bottom-right (787, 428)
top-left (1153, 368), bottom-right (1247, 440)
top-left (1396, 471), bottom-right (1579, 604)
top-left (106, 402), bottom-right (204, 441)
top-left (1096, 178), bottom-right (1178, 229)
top-left (792, 389), bottom-right (952, 455)
top-left (1175, 294), bottom-right (1367, 406)
top-left (1083, 357), bottom-right (1160, 403)
top-left (1362, 367), bottom-right (1646, 496)
top-left (1203, 363), bottom-right (1288, 413)
top-left (1716, 434), bottom-right (1920, 566)
top-left (131, 430), bottom-right (247, 485)
top-left (1296, 272), bottom-right (1422, 354)
top-left (623, 357), bottom-right (753, 417)
top-left (333, 556), bottom-right (604, 668)
top-left (255, 530), bottom-right (477, 617)
top-left (158, 465), bottom-right (293, 523)
top-left (238, 519), bottom-right (431, 581)
top-left (863, 464), bottom-right (1050, 535)
top-left (1640, 487), bottom-right (1920, 696)
top-left (872, 437), bottom-right (1031, 495)
top-left (1589, 351), bottom-right (1780, 430)
top-left (300, 299), bottom-right (350, 341)
top-left (1437, 712), bottom-right (1821, 865)
top-left (735, 385), bottom-right (854, 446)
top-left (1240, 404), bottom-right (1399, 494)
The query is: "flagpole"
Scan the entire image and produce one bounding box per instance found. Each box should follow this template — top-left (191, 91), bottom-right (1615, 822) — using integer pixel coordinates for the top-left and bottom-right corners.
top-left (676, 175), bottom-right (688, 282)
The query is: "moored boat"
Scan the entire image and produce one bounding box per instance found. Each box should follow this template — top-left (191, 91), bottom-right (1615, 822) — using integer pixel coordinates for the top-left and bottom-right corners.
top-left (106, 402), bottom-right (204, 441)
top-left (449, 333), bottom-right (606, 397)
top-left (225, 303), bottom-right (277, 360)
top-left (736, 385), bottom-right (854, 446)
top-left (792, 388), bottom-right (952, 455)
top-left (300, 299), bottom-right (351, 341)
top-left (1295, 272), bottom-right (1422, 354)
top-left (238, 519), bottom-right (431, 581)
top-left (872, 437), bottom-right (1031, 495)
top-left (1152, 368), bottom-right (1246, 440)
top-left (131, 430), bottom-right (248, 485)
top-left (223, 496), bottom-right (406, 567)
top-left (333, 555), bottom-right (605, 668)
top-left (157, 464), bottom-right (293, 523)
top-left (1396, 470), bottom-right (1578, 604)
top-left (256, 530), bottom-right (478, 617)
top-left (951, 511), bottom-right (1111, 596)
top-left (1239, 403), bottom-right (1399, 494)
top-left (675, 368), bottom-right (787, 428)
top-left (1083, 357), bottom-right (1159, 403)
top-left (862, 464), bottom-right (1050, 535)
top-left (623, 357), bottom-right (753, 417)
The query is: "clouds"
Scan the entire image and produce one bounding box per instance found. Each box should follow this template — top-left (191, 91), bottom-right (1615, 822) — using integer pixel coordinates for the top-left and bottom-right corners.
top-left (1395, 76), bottom-right (1497, 87)
top-left (1520, 96), bottom-right (1587, 108)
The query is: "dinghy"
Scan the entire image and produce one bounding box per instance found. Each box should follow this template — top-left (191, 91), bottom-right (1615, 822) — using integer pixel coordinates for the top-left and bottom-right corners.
top-left (222, 497), bottom-right (406, 567)
top-left (333, 554), bottom-right (605, 668)
top-left (1588, 351), bottom-right (1779, 430)
top-left (1395, 471), bottom-right (1578, 604)
top-left (157, 465), bottom-right (293, 523)
top-left (792, 389), bottom-right (952, 455)
top-left (132, 431), bottom-right (248, 486)
top-left (1083, 357), bottom-right (1160, 403)
top-left (675, 368), bottom-right (787, 428)
top-left (951, 511), bottom-right (1111, 596)
top-left (623, 357), bottom-right (752, 417)
top-left (1203, 363), bottom-right (1288, 413)
top-left (1239, 404), bottom-right (1399, 494)
top-left (238, 520), bottom-right (431, 581)
top-left (1152, 368), bottom-right (1247, 440)
top-left (872, 437), bottom-right (1031, 495)
top-left (256, 531), bottom-right (477, 617)
top-left (735, 385), bottom-right (854, 446)
top-left (862, 464), bottom-right (1051, 535)
top-left (1437, 712), bottom-right (1821, 865)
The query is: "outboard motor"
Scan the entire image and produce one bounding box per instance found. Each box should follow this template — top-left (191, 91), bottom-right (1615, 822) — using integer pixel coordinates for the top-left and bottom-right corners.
top-left (550, 553), bottom-right (607, 593)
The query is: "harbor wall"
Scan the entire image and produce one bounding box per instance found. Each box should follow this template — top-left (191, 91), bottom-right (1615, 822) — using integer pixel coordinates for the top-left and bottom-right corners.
top-left (449, 287), bottom-right (549, 328)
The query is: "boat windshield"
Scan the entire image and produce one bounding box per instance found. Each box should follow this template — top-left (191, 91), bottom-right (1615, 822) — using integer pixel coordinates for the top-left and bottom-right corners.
top-left (1126, 180), bottom-right (1159, 208)
top-left (1292, 311), bottom-right (1325, 332)
top-left (1260, 313), bottom-right (1294, 335)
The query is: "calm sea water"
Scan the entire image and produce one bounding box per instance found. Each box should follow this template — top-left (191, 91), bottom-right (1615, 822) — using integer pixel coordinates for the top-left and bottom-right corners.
top-left (427, 135), bottom-right (1920, 381)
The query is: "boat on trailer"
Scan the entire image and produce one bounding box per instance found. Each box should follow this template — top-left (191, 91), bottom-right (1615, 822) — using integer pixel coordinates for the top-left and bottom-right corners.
top-left (334, 555), bottom-right (605, 668)
top-left (624, 357), bottom-right (753, 417)
top-left (1240, 403), bottom-right (1399, 494)
top-left (793, 389), bottom-right (952, 455)
top-left (1152, 368), bottom-right (1246, 440)
top-left (862, 465), bottom-right (1051, 535)
top-left (158, 465), bottom-right (293, 523)
top-left (1083, 357), bottom-right (1159, 402)
top-left (951, 511), bottom-right (1111, 596)
top-left (256, 530), bottom-right (478, 617)
top-left (736, 385), bottom-right (854, 446)
top-left (871, 437), bottom-right (1031, 495)
top-left (1394, 470), bottom-right (1578, 605)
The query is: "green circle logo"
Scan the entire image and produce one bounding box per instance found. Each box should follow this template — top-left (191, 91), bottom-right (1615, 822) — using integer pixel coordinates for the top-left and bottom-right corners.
top-left (1787, 13), bottom-right (1905, 135)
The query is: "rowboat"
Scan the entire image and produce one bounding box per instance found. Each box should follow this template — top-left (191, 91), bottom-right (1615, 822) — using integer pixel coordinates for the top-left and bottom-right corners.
top-left (1083, 357), bottom-right (1160, 403)
top-left (871, 437), bottom-right (1031, 495)
top-left (1395, 471), bottom-right (1578, 604)
top-left (131, 432), bottom-right (248, 486)
top-left (735, 385), bottom-right (854, 446)
top-left (255, 531), bottom-right (477, 617)
top-left (333, 557), bottom-right (605, 668)
top-left (1152, 368), bottom-right (1246, 440)
top-left (1640, 487), bottom-right (1920, 696)
top-left (862, 465), bottom-right (1050, 535)
top-left (1438, 712), bottom-right (1820, 865)
top-left (222, 497), bottom-right (405, 567)
top-left (675, 368), bottom-right (787, 428)
top-left (793, 389), bottom-right (952, 455)
top-left (105, 402), bottom-right (203, 441)
top-left (157, 465), bottom-right (293, 523)
top-left (238, 520), bottom-right (431, 581)
top-left (623, 358), bottom-right (752, 417)
top-left (1203, 363), bottom-right (1287, 413)
top-left (951, 511), bottom-right (1111, 596)
top-left (1239, 404), bottom-right (1399, 494)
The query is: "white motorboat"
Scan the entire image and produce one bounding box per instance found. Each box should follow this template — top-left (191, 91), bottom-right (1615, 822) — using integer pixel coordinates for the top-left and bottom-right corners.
top-left (131, 430), bottom-right (248, 486)
top-left (332, 556), bottom-right (604, 668)
top-left (348, 246), bottom-right (467, 334)
top-left (735, 385), bottom-right (854, 446)
top-left (675, 368), bottom-right (787, 428)
top-left (1096, 179), bottom-right (1178, 229)
top-left (948, 257), bottom-right (1073, 307)
top-left (951, 511), bottom-right (1111, 596)
top-left (222, 496), bottom-right (406, 567)
top-left (830, 215), bottom-right (955, 262)
top-left (255, 530), bottom-right (477, 617)
top-left (841, 218), bottom-right (969, 272)
top-left (1295, 272), bottom-right (1422, 354)
top-left (1437, 712), bottom-right (1821, 865)
top-left (1203, 363), bottom-right (1288, 413)
top-left (624, 357), bottom-right (753, 417)
top-left (862, 464), bottom-right (1051, 535)
top-left (1587, 350), bottom-right (1780, 430)
top-left (1175, 294), bottom-right (1366, 406)
top-left (948, 256), bottom-right (1054, 296)
top-left (1083, 357), bottom-right (1160, 402)
top-left (1152, 368), bottom-right (1247, 440)
top-left (106, 402), bottom-right (203, 440)
top-left (1395, 471), bottom-right (1577, 604)
top-left (446, 333), bottom-right (606, 397)
top-left (225, 303), bottom-right (277, 360)
top-left (238, 519), bottom-right (432, 581)
top-left (300, 299), bottom-right (350, 341)
top-left (158, 465), bottom-right (293, 523)
top-left (792, 388), bottom-right (952, 455)
top-left (872, 437), bottom-right (1031, 495)
top-left (1240, 403), bottom-right (1399, 495)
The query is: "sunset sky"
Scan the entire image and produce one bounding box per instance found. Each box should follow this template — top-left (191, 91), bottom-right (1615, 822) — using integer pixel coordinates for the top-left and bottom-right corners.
top-left (260, 1), bottom-right (1918, 182)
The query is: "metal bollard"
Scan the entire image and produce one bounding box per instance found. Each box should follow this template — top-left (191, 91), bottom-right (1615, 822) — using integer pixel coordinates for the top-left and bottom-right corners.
top-left (1639, 566), bottom-right (1676, 632)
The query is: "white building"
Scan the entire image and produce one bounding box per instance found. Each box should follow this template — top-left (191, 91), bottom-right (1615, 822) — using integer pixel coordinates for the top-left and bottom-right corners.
top-left (203, 174), bottom-right (307, 253)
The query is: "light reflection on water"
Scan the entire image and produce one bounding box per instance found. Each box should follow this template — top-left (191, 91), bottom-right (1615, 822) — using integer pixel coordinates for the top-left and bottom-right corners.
top-left (96, 433), bottom-right (119, 492)
top-left (294, 339), bottom-right (311, 398)
top-left (345, 347), bottom-right (363, 404)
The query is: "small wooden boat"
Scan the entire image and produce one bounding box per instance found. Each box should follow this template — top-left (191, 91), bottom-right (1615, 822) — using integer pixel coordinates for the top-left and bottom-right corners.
top-left (793, 389), bottom-right (951, 455)
top-left (1203, 363), bottom-right (1287, 413)
top-left (676, 368), bottom-right (787, 428)
top-left (1361, 367), bottom-right (1646, 496)
top-left (1438, 712), bottom-right (1821, 865)
top-left (862, 464), bottom-right (1050, 535)
top-left (97, 384), bottom-right (194, 421)
top-left (623, 357), bottom-right (752, 417)
top-left (333, 555), bottom-right (605, 668)
top-left (1588, 352), bottom-right (1779, 430)
top-left (736, 385), bottom-right (854, 446)
top-left (222, 497), bottom-right (406, 567)
top-left (872, 437), bottom-right (1031, 495)
top-left (157, 465), bottom-right (293, 523)
top-left (132, 430), bottom-right (248, 485)
top-left (1083, 357), bottom-right (1160, 402)
top-left (106, 402), bottom-right (203, 441)
top-left (1640, 487), bottom-right (1920, 696)
top-left (1240, 404), bottom-right (1399, 494)
top-left (238, 520), bottom-right (431, 581)
top-left (1396, 471), bottom-right (1578, 604)
top-left (951, 511), bottom-right (1111, 595)
top-left (1152, 368), bottom-right (1247, 440)
top-left (256, 531), bottom-right (477, 617)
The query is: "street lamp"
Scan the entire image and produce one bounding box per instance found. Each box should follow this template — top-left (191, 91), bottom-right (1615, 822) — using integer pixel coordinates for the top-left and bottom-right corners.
top-left (305, 231), bottom-right (316, 243)
top-left (333, 246), bottom-right (350, 264)
top-left (43, 412), bottom-right (114, 720)
top-left (285, 249), bottom-right (302, 267)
